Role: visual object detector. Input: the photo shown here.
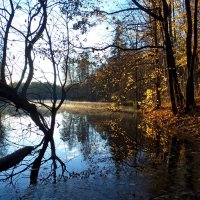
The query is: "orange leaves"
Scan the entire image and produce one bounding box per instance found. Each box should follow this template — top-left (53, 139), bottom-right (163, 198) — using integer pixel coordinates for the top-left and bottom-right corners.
top-left (143, 102), bottom-right (200, 139)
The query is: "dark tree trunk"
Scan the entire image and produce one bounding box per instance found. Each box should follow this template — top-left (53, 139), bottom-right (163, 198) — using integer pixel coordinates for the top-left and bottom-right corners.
top-left (186, 76), bottom-right (195, 111)
top-left (131, 0), bottom-right (184, 114)
top-left (185, 0), bottom-right (198, 111)
top-left (163, 23), bottom-right (177, 113)
top-left (162, 0), bottom-right (184, 114)
top-left (172, 68), bottom-right (184, 109)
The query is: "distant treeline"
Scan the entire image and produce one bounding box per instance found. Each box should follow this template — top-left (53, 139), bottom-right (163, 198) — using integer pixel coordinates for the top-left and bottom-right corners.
top-left (10, 81), bottom-right (126, 102)
top-left (66, 83), bottom-right (98, 102)
top-left (13, 82), bottom-right (98, 102)
top-left (27, 82), bottom-right (62, 100)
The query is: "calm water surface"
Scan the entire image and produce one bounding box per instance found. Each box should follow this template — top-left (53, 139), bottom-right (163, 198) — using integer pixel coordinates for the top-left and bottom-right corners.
top-left (0, 111), bottom-right (200, 199)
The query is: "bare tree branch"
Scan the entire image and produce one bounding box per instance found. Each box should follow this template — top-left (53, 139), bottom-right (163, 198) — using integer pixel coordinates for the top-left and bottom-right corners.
top-left (93, 8), bottom-right (139, 15)
top-left (132, 0), bottom-right (163, 21)
top-left (1, 0), bottom-right (14, 83)
top-left (22, 0), bottom-right (48, 96)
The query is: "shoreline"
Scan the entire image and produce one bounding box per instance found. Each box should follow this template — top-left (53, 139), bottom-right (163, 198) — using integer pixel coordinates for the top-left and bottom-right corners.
top-left (34, 99), bottom-right (200, 138)
top-left (143, 104), bottom-right (200, 140)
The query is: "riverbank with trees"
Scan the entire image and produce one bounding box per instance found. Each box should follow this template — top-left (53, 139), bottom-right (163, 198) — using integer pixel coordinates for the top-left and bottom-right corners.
top-left (143, 98), bottom-right (200, 141)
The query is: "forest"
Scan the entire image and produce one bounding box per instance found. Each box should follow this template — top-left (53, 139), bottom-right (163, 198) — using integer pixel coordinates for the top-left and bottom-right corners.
top-left (0, 0), bottom-right (200, 199)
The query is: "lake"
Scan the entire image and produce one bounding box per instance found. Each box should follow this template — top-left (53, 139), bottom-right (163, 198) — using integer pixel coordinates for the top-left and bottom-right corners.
top-left (0, 111), bottom-right (200, 199)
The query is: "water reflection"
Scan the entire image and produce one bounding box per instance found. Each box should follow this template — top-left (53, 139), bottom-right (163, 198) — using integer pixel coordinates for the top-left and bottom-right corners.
top-left (0, 112), bottom-right (200, 199)
top-left (60, 112), bottom-right (141, 175)
top-left (0, 114), bottom-right (9, 157)
top-left (168, 136), bottom-right (181, 172)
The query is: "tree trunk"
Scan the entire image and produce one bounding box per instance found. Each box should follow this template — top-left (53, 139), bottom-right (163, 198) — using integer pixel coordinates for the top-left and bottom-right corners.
top-left (186, 76), bottom-right (195, 111)
top-left (162, 0), bottom-right (184, 114)
top-left (185, 0), bottom-right (198, 111)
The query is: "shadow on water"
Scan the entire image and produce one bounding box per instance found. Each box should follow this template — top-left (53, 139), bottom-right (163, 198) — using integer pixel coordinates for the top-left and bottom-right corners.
top-left (0, 111), bottom-right (200, 199)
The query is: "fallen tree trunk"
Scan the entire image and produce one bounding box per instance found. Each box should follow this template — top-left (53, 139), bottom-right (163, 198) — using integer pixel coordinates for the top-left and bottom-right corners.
top-left (0, 146), bottom-right (34, 172)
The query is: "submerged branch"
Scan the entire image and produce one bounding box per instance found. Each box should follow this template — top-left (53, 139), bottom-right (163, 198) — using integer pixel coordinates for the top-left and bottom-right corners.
top-left (0, 146), bottom-right (34, 172)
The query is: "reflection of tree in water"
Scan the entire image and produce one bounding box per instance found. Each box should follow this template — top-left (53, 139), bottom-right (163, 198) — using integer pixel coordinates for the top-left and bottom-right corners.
top-left (60, 113), bottom-right (95, 160)
top-left (99, 118), bottom-right (136, 160)
top-left (60, 113), bottom-right (139, 168)
top-left (60, 113), bottom-right (77, 150)
top-left (86, 114), bottom-right (156, 176)
top-left (0, 113), bottom-right (8, 157)
top-left (0, 111), bottom-right (67, 185)
top-left (76, 116), bottom-right (91, 159)
top-left (167, 138), bottom-right (200, 195)
top-left (139, 122), bottom-right (171, 165)
top-left (167, 136), bottom-right (181, 171)
top-left (141, 121), bottom-right (200, 198)
top-left (60, 112), bottom-right (200, 198)
top-left (184, 139), bottom-right (194, 189)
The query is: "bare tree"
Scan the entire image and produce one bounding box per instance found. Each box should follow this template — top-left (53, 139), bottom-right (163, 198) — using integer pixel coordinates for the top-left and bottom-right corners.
top-left (0, 0), bottom-right (76, 184)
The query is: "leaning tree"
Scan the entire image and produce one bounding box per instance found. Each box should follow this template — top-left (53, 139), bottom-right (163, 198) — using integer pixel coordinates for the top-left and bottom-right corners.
top-left (0, 0), bottom-right (81, 184)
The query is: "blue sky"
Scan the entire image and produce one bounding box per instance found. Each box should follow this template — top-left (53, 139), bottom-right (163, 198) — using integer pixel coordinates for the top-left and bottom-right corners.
top-left (0, 0), bottom-right (132, 83)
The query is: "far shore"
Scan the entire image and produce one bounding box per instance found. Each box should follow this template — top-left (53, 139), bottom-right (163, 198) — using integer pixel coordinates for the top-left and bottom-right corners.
top-left (0, 100), bottom-right (138, 116)
top-left (60, 101), bottom-right (136, 114)
top-left (56, 101), bottom-right (137, 114)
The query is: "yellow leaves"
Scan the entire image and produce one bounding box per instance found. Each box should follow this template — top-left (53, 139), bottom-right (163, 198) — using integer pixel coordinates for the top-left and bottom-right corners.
top-left (145, 89), bottom-right (153, 100)
top-left (176, 55), bottom-right (187, 68)
top-left (111, 95), bottom-right (118, 101)
top-left (108, 103), bottom-right (121, 112)
top-left (146, 125), bottom-right (153, 137)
